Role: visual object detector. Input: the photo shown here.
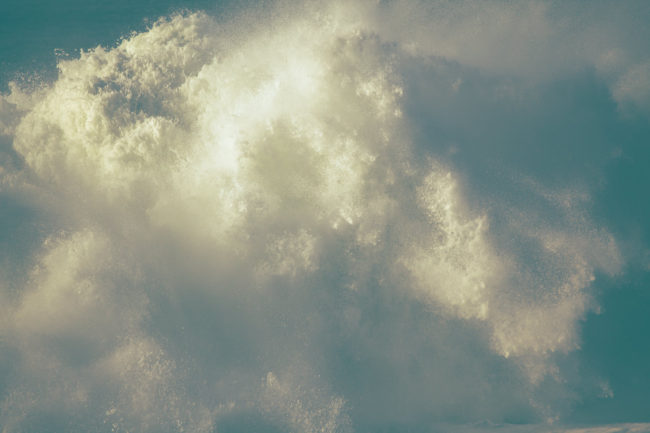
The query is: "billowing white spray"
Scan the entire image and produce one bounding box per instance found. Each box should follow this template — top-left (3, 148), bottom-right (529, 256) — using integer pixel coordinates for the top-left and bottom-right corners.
top-left (0, 3), bottom-right (627, 431)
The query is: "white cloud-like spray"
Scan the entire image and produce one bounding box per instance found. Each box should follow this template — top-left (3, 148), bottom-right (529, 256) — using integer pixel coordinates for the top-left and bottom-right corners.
top-left (0, 1), bottom-right (638, 431)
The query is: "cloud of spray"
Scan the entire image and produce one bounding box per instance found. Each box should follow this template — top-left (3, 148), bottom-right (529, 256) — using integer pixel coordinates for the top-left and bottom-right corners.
top-left (0, 1), bottom-right (643, 431)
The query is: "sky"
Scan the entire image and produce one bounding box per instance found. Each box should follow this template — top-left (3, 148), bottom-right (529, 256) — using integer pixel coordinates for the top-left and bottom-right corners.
top-left (0, 1), bottom-right (649, 432)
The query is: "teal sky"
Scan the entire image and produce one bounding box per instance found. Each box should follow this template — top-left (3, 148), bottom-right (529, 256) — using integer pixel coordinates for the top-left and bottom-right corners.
top-left (1, 1), bottom-right (649, 432)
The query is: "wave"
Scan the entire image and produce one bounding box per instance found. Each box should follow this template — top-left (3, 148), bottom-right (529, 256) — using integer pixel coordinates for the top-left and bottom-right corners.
top-left (0, 3), bottom-right (631, 431)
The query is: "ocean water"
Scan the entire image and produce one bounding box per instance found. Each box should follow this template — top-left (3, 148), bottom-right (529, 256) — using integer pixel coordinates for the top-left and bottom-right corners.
top-left (1, 1), bottom-right (649, 432)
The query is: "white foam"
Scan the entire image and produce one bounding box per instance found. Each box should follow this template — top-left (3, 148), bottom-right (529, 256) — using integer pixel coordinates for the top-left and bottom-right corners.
top-left (0, 2), bottom-right (629, 430)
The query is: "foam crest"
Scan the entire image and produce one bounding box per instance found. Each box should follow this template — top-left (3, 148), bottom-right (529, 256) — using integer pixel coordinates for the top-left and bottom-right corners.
top-left (0, 3), bottom-right (626, 430)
